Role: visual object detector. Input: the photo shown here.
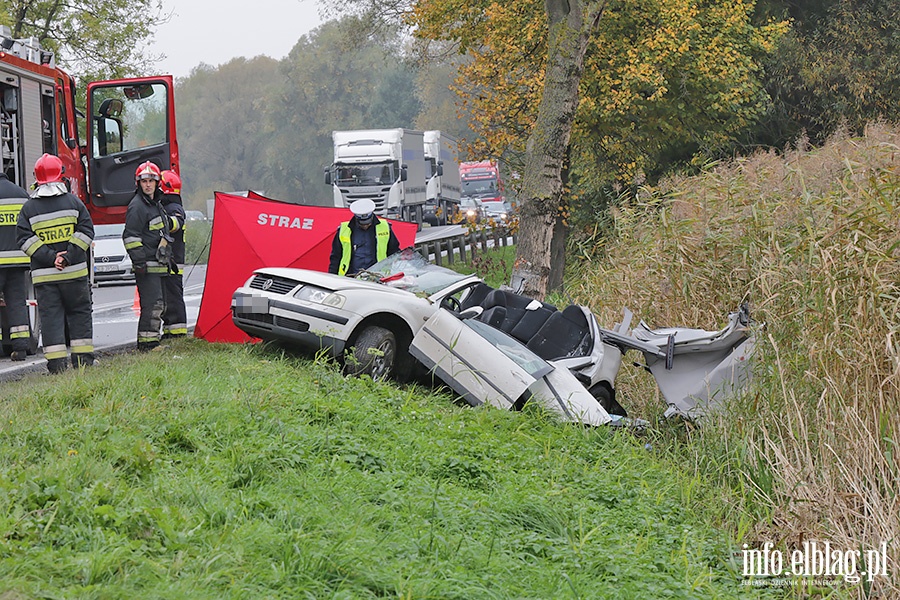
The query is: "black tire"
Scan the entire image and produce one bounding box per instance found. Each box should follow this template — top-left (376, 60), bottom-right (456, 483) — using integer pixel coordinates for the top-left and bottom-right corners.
top-left (345, 326), bottom-right (397, 381)
top-left (589, 383), bottom-right (628, 417)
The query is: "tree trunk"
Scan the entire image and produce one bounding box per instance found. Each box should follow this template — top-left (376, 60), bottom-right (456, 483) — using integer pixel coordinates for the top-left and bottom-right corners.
top-left (510, 0), bottom-right (605, 300)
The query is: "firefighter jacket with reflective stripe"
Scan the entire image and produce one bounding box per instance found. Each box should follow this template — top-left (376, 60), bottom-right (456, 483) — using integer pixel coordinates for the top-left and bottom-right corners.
top-left (16, 189), bottom-right (94, 285)
top-left (161, 193), bottom-right (186, 266)
top-left (123, 189), bottom-right (169, 274)
top-left (330, 217), bottom-right (399, 276)
top-left (0, 174), bottom-right (31, 268)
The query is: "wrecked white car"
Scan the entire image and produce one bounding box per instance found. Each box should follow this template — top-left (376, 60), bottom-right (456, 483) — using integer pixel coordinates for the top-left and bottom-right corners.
top-left (231, 249), bottom-right (754, 424)
top-left (231, 250), bottom-right (628, 426)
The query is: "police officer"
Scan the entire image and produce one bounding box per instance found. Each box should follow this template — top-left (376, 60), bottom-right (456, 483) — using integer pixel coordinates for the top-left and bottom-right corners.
top-left (16, 154), bottom-right (95, 373)
top-left (123, 161), bottom-right (171, 351)
top-left (328, 199), bottom-right (400, 275)
top-left (0, 172), bottom-right (32, 361)
top-left (159, 170), bottom-right (187, 339)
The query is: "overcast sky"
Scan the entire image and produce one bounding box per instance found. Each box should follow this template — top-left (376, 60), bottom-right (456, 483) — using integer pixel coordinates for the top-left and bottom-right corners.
top-left (148, 0), bottom-right (325, 79)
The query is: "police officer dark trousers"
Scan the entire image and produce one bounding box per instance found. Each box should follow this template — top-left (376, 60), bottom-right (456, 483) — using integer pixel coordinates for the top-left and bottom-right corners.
top-left (123, 162), bottom-right (169, 351)
top-left (159, 170), bottom-right (187, 338)
top-left (16, 154), bottom-right (95, 373)
top-left (0, 173), bottom-right (33, 360)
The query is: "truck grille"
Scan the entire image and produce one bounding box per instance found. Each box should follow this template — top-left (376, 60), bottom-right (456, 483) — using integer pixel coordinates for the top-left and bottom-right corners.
top-left (249, 274), bottom-right (299, 295)
top-left (341, 192), bottom-right (388, 215)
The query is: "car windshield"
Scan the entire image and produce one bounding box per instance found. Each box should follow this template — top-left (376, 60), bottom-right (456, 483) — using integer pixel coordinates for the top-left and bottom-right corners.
top-left (94, 223), bottom-right (125, 239)
top-left (356, 249), bottom-right (474, 295)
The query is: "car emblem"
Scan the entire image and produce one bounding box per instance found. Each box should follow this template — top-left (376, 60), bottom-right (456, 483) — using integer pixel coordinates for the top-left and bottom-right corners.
top-left (101, 256), bottom-right (110, 262)
top-left (262, 279), bottom-right (274, 291)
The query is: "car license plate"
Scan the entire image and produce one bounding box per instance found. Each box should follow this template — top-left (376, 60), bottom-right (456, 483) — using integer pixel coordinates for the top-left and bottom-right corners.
top-left (94, 264), bottom-right (120, 273)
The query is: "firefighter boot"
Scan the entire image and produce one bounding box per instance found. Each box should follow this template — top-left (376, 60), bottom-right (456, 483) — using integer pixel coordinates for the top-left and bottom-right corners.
top-left (10, 350), bottom-right (26, 361)
top-left (72, 353), bottom-right (96, 369)
top-left (137, 341), bottom-right (160, 353)
top-left (47, 357), bottom-right (68, 374)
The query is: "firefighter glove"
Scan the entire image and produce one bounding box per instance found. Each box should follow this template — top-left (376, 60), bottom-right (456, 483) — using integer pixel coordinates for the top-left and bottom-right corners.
top-left (156, 237), bottom-right (172, 264)
top-left (167, 258), bottom-right (179, 275)
top-left (133, 263), bottom-right (147, 275)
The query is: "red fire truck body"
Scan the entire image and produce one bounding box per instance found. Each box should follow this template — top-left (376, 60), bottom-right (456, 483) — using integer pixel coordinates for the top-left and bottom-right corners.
top-left (1, 31), bottom-right (178, 224)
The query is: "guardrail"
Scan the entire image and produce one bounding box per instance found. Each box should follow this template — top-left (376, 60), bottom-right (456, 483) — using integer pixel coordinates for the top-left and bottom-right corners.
top-left (413, 225), bottom-right (517, 267)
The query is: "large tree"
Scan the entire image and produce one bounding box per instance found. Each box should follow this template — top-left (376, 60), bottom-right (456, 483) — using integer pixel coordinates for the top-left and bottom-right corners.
top-left (507, 0), bottom-right (605, 298)
top-left (0, 0), bottom-right (167, 81)
top-left (331, 0), bottom-right (784, 298)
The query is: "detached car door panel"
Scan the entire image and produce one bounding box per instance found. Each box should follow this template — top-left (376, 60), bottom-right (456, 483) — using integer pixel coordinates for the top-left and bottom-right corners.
top-left (410, 310), bottom-right (552, 409)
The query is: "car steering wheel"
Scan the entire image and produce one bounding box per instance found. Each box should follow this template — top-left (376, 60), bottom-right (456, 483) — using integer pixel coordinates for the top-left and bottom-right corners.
top-left (442, 296), bottom-right (461, 312)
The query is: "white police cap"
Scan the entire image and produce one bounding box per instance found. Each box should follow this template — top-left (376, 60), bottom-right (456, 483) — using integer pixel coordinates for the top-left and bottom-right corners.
top-left (350, 198), bottom-right (376, 218)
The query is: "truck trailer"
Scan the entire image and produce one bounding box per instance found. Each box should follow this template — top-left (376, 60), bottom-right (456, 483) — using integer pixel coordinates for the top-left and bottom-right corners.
top-left (325, 128), bottom-right (427, 228)
top-left (422, 130), bottom-right (460, 226)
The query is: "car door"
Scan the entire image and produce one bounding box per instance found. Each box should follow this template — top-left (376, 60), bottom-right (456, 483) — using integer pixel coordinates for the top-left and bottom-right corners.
top-left (528, 369), bottom-right (611, 426)
top-left (410, 309), bottom-right (552, 409)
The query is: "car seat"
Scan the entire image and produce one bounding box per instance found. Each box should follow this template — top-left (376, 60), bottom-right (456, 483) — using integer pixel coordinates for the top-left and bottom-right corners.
top-left (526, 305), bottom-right (593, 360)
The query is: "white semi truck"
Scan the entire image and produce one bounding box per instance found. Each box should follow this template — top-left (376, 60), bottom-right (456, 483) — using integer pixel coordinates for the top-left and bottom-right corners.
top-left (423, 130), bottom-right (461, 226)
top-left (325, 129), bottom-right (427, 227)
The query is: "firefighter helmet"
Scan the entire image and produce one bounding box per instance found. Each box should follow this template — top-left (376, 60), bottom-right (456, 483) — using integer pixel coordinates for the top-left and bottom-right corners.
top-left (135, 161), bottom-right (162, 183)
top-left (33, 154), bottom-right (65, 185)
top-left (160, 170), bottom-right (182, 194)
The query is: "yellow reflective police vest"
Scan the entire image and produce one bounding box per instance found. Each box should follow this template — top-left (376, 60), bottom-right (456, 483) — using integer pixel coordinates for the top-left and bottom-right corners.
top-left (337, 219), bottom-right (390, 276)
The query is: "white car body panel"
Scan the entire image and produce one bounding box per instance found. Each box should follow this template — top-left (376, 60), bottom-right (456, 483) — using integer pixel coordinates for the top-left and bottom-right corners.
top-left (410, 309), bottom-right (547, 409)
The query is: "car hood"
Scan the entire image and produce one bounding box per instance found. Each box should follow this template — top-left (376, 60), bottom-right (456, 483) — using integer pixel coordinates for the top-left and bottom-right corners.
top-left (93, 238), bottom-right (127, 254)
top-left (248, 267), bottom-right (480, 300)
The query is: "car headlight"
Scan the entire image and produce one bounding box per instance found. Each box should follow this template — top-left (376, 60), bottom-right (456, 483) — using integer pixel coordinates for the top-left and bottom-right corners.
top-left (466, 209), bottom-right (476, 216)
top-left (294, 285), bottom-right (346, 308)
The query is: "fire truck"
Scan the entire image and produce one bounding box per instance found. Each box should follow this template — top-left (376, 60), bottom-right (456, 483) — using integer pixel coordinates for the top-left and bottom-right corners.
top-left (0, 26), bottom-right (179, 356)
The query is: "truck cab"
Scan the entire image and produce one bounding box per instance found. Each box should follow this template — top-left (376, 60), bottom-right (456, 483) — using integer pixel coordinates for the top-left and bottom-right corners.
top-left (325, 129), bottom-right (427, 228)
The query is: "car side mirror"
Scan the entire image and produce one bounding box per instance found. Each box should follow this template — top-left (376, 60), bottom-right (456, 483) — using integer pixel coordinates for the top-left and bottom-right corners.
top-left (436, 161), bottom-right (444, 177)
top-left (324, 167), bottom-right (332, 185)
top-left (400, 164), bottom-right (408, 182)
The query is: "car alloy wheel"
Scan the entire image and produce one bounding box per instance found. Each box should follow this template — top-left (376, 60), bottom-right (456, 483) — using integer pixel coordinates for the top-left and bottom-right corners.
top-left (346, 325), bottom-right (396, 381)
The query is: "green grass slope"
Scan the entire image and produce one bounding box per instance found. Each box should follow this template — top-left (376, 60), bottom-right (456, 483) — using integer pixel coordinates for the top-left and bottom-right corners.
top-left (0, 342), bottom-right (775, 599)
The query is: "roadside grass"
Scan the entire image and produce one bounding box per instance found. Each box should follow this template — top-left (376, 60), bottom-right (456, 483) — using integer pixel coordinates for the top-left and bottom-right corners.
top-left (0, 339), bottom-right (777, 598)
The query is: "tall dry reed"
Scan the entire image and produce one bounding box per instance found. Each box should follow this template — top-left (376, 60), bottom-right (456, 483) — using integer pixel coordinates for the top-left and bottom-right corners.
top-left (568, 123), bottom-right (900, 597)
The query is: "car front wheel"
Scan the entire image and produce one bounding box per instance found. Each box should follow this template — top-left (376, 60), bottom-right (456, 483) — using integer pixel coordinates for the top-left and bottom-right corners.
top-left (345, 326), bottom-right (396, 381)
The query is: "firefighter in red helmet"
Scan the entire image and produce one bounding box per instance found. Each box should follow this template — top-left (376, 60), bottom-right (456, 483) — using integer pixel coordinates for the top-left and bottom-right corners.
top-left (123, 160), bottom-right (177, 351)
top-left (159, 169), bottom-right (187, 338)
top-left (16, 153), bottom-right (96, 373)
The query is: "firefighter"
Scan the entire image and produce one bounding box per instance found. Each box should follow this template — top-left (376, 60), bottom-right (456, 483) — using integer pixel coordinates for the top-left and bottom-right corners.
top-left (0, 172), bottom-right (33, 361)
top-left (159, 170), bottom-right (187, 339)
top-left (123, 161), bottom-right (173, 351)
top-left (328, 199), bottom-right (400, 275)
top-left (16, 154), bottom-right (95, 373)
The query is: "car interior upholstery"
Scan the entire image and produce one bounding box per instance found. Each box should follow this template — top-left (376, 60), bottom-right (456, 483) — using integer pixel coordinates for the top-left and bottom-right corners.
top-left (460, 284), bottom-right (593, 361)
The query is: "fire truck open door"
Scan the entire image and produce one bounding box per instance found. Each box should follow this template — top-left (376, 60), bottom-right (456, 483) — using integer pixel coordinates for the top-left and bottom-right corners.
top-left (86, 76), bottom-right (178, 219)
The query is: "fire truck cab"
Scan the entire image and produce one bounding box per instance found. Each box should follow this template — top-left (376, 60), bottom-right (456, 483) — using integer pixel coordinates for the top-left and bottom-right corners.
top-left (0, 26), bottom-right (179, 356)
